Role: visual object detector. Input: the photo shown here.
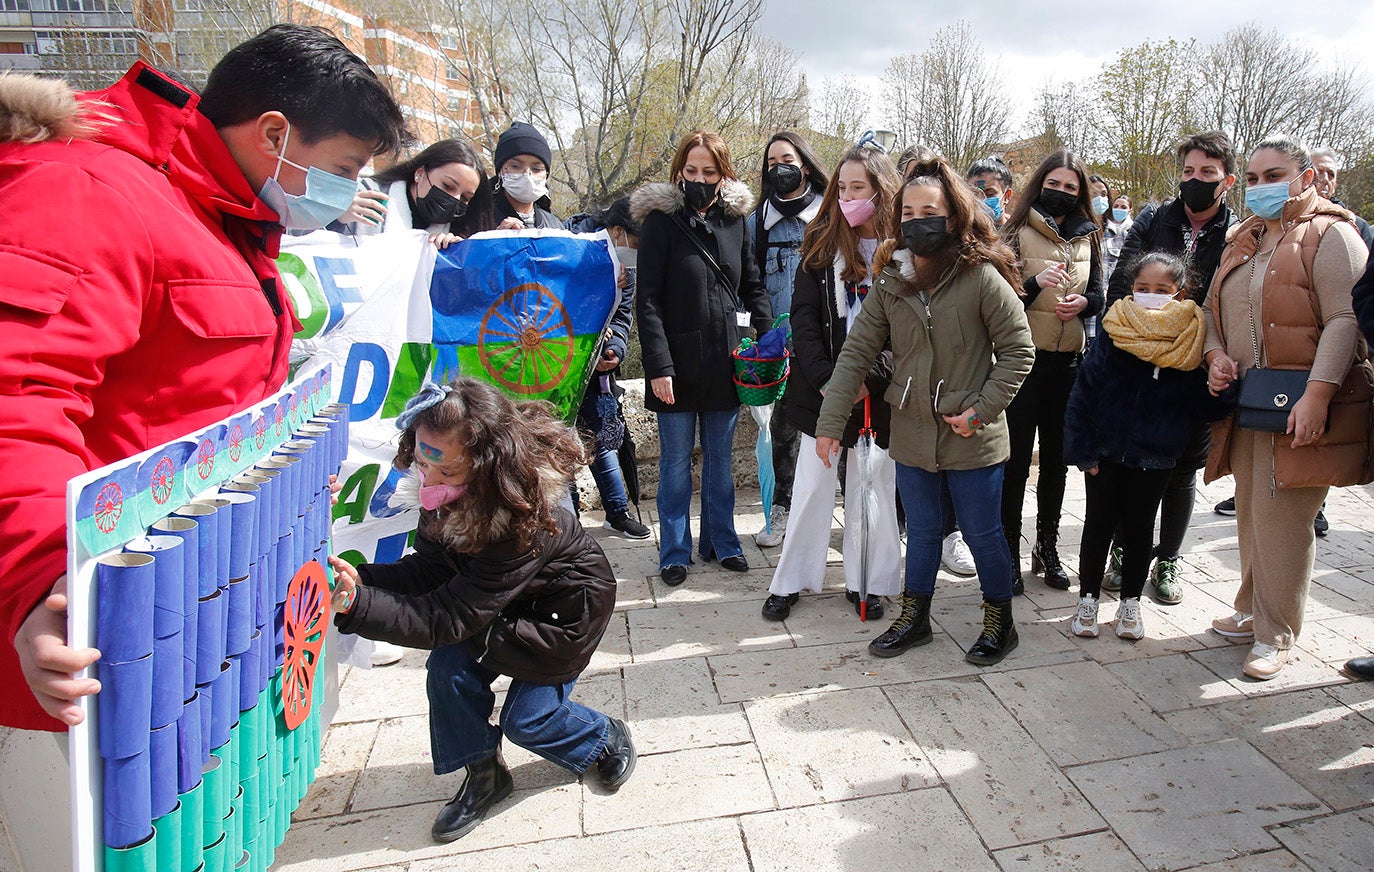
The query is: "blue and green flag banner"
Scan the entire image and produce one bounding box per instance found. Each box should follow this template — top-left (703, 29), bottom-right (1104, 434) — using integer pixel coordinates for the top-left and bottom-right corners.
top-left (284, 228), bottom-right (620, 592)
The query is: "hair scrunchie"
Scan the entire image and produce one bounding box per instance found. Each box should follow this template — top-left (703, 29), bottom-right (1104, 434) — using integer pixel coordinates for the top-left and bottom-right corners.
top-left (395, 381), bottom-right (452, 431)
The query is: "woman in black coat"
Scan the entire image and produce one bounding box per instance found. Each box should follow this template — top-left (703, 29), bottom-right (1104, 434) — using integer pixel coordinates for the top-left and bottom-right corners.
top-left (632, 130), bottom-right (772, 587)
top-left (328, 378), bottom-right (634, 843)
top-left (761, 145), bottom-right (901, 622)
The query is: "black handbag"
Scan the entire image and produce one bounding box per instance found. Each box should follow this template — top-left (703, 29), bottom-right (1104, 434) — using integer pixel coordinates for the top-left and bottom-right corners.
top-left (1237, 368), bottom-right (1310, 432)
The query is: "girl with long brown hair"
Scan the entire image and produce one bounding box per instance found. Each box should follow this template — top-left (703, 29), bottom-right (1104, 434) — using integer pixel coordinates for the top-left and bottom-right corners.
top-left (760, 145), bottom-right (902, 622)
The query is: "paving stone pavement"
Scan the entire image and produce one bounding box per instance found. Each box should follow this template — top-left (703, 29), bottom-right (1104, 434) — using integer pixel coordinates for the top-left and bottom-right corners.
top-left (278, 476), bottom-right (1374, 871)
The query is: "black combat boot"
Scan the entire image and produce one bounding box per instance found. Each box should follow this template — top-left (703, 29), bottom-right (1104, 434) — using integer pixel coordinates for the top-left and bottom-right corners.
top-left (431, 751), bottom-right (514, 843)
top-left (1006, 529), bottom-right (1024, 596)
top-left (965, 598), bottom-right (1019, 666)
top-left (1031, 520), bottom-right (1071, 590)
top-left (867, 592), bottom-right (933, 657)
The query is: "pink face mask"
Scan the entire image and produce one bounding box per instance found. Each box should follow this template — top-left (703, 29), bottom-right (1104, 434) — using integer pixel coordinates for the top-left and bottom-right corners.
top-left (419, 482), bottom-right (467, 511)
top-left (839, 194), bottom-right (877, 228)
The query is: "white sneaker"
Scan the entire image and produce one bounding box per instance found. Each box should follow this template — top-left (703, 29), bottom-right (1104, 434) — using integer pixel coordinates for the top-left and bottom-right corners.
top-left (370, 640), bottom-right (404, 667)
top-left (1115, 597), bottom-right (1145, 640)
top-left (941, 532), bottom-right (976, 576)
top-left (755, 506), bottom-right (789, 547)
top-left (1243, 642), bottom-right (1289, 680)
top-left (1211, 611), bottom-right (1254, 638)
top-left (1071, 594), bottom-right (1099, 637)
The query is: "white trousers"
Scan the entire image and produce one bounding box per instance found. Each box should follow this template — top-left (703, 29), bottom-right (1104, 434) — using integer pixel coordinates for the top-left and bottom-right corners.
top-left (769, 433), bottom-right (902, 597)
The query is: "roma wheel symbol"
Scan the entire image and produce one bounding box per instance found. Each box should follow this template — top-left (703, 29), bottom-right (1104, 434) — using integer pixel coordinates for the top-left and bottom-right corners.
top-left (253, 415), bottom-right (268, 450)
top-left (228, 425), bottom-right (244, 463)
top-left (282, 560), bottom-right (329, 730)
top-left (478, 282), bottom-right (575, 394)
top-left (195, 438), bottom-right (216, 481)
top-left (150, 457), bottom-right (176, 505)
top-left (274, 407), bottom-right (285, 437)
top-left (93, 482), bottom-right (123, 534)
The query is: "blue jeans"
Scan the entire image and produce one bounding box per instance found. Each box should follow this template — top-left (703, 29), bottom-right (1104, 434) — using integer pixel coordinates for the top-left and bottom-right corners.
top-left (589, 445), bottom-right (629, 515)
top-left (895, 463), bottom-right (1014, 599)
top-left (656, 409), bottom-right (742, 568)
top-left (426, 643), bottom-right (611, 775)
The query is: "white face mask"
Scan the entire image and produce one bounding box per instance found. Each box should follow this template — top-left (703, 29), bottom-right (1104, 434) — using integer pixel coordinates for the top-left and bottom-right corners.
top-left (1133, 292), bottom-right (1175, 311)
top-left (501, 171), bottom-right (548, 204)
top-left (615, 245), bottom-right (638, 269)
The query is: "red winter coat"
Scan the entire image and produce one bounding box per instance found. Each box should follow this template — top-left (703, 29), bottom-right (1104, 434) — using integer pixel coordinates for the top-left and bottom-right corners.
top-left (0, 64), bottom-right (299, 730)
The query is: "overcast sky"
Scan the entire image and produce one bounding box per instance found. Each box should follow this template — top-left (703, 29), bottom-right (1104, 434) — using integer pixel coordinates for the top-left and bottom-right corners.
top-left (754, 0), bottom-right (1374, 134)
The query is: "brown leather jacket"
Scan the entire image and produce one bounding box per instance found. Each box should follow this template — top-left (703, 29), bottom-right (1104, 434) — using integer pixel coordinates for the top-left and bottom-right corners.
top-left (1205, 188), bottom-right (1373, 488)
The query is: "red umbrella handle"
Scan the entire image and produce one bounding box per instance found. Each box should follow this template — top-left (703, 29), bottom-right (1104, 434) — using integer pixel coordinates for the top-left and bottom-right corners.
top-left (862, 395), bottom-right (872, 435)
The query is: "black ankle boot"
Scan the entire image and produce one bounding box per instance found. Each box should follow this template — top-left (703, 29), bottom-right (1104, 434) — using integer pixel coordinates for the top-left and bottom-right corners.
top-left (966, 598), bottom-right (1019, 666)
top-left (431, 752), bottom-right (515, 843)
top-left (868, 592), bottom-right (933, 657)
top-left (1031, 522), bottom-right (1070, 590)
top-left (1006, 531), bottom-right (1024, 596)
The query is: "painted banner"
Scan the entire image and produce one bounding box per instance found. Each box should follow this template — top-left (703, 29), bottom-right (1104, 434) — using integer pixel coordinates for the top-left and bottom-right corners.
top-left (285, 228), bottom-right (619, 573)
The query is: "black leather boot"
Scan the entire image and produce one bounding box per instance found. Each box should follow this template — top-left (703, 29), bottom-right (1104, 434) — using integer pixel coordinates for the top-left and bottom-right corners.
top-left (1031, 521), bottom-right (1070, 590)
top-left (431, 751), bottom-right (514, 843)
top-left (594, 717), bottom-right (637, 791)
top-left (966, 598), bottom-right (1019, 666)
top-left (1006, 530), bottom-right (1024, 597)
top-left (868, 592), bottom-right (933, 657)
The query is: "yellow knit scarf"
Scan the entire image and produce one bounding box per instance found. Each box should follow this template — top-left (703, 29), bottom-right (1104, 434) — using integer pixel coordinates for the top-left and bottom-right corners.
top-left (1101, 297), bottom-right (1205, 370)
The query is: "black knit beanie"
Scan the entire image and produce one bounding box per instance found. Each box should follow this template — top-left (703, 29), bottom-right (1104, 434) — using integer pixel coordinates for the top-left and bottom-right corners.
top-left (494, 122), bottom-right (553, 172)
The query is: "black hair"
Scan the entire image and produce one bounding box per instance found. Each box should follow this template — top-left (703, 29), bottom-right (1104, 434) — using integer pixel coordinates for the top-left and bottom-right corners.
top-left (200, 24), bottom-right (407, 157)
top-left (1175, 131), bottom-right (1237, 178)
top-left (1088, 173), bottom-right (1113, 203)
top-left (759, 131), bottom-right (830, 199)
top-left (599, 197), bottom-right (639, 237)
top-left (966, 155), bottom-right (1012, 188)
top-left (1127, 251), bottom-right (1190, 293)
top-left (374, 139), bottom-right (494, 235)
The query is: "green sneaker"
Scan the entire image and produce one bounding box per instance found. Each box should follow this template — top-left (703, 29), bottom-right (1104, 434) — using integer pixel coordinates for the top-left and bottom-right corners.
top-left (1151, 556), bottom-right (1183, 605)
top-left (1103, 545), bottom-right (1123, 592)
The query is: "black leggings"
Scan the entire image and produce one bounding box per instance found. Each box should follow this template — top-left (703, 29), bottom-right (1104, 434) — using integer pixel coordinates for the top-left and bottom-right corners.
top-left (1080, 461), bottom-right (1172, 599)
top-left (1002, 351), bottom-right (1077, 541)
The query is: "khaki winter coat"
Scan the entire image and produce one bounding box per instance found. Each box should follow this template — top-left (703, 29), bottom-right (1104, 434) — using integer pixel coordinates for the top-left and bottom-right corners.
top-left (815, 245), bottom-right (1035, 471)
top-left (1018, 208), bottom-right (1098, 352)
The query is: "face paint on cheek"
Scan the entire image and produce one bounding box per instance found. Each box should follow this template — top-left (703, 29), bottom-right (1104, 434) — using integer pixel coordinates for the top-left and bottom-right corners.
top-left (418, 440), bottom-right (444, 463)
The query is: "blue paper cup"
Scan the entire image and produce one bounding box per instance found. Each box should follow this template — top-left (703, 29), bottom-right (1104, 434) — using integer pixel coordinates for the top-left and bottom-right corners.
top-left (176, 691), bottom-right (203, 794)
top-left (96, 553), bottom-right (155, 665)
top-left (149, 721), bottom-right (178, 818)
top-left (124, 535), bottom-right (185, 639)
top-left (97, 652), bottom-right (152, 761)
top-left (171, 503), bottom-right (220, 599)
top-left (195, 588), bottom-right (226, 686)
top-left (103, 749), bottom-right (152, 849)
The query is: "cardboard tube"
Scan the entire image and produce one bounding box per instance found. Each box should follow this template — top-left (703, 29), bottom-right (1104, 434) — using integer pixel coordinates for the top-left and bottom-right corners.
top-left (150, 631), bottom-right (183, 730)
top-left (149, 721), bottom-right (178, 818)
top-left (201, 755), bottom-right (226, 845)
top-left (216, 492), bottom-right (258, 582)
top-left (181, 777), bottom-right (205, 872)
top-left (102, 829), bottom-right (156, 872)
top-left (171, 503), bottom-right (219, 599)
top-left (151, 516), bottom-right (199, 702)
top-left (176, 691), bottom-right (202, 794)
top-left (202, 831), bottom-right (226, 872)
top-left (209, 659), bottom-right (236, 752)
top-left (96, 553), bottom-right (155, 664)
top-left (124, 535), bottom-right (185, 639)
top-left (236, 633), bottom-right (260, 713)
top-left (195, 588), bottom-right (226, 686)
top-left (154, 800), bottom-right (181, 872)
top-left (193, 498), bottom-right (233, 593)
top-left (96, 652), bottom-right (152, 761)
top-left (102, 750), bottom-right (152, 849)
top-left (226, 576), bottom-right (252, 658)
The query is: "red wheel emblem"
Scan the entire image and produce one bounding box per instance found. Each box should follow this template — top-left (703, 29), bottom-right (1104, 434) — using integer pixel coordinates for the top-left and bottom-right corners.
top-left (228, 425), bottom-right (244, 463)
top-left (274, 407), bottom-right (285, 437)
top-left (93, 482), bottom-right (123, 533)
top-left (478, 282), bottom-right (575, 394)
top-left (281, 560), bottom-right (329, 730)
top-left (253, 416), bottom-right (268, 450)
top-left (150, 457), bottom-right (175, 505)
top-left (195, 438), bottom-right (216, 481)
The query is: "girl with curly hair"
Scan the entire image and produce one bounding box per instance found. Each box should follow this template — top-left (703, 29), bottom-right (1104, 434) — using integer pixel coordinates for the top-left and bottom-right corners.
top-left (327, 377), bottom-right (635, 843)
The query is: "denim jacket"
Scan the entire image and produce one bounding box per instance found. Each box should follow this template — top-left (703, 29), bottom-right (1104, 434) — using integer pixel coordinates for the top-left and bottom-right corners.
top-left (745, 197), bottom-right (822, 321)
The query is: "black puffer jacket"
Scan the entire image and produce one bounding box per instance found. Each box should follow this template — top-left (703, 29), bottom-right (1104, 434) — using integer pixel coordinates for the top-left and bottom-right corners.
top-left (1065, 333), bottom-right (1235, 471)
top-left (785, 252), bottom-right (893, 448)
top-left (632, 180), bottom-right (772, 412)
top-left (1105, 197), bottom-right (1233, 305)
top-left (336, 506), bottom-right (615, 684)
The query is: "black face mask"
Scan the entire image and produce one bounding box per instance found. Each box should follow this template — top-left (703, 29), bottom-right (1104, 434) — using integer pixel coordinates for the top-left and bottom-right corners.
top-left (413, 184), bottom-right (466, 227)
top-left (680, 179), bottom-right (719, 211)
top-left (766, 163), bottom-right (804, 196)
top-left (1178, 177), bottom-right (1222, 214)
top-left (901, 216), bottom-right (951, 256)
top-left (1038, 188), bottom-right (1079, 218)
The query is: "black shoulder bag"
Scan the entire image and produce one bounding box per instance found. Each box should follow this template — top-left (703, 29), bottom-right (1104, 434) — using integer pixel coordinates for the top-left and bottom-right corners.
top-left (1236, 249), bottom-right (1311, 432)
top-left (669, 213), bottom-right (752, 345)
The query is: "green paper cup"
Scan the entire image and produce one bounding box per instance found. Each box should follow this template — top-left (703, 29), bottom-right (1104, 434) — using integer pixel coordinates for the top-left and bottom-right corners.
top-left (153, 801), bottom-right (181, 872)
top-left (103, 829), bottom-right (157, 872)
top-left (202, 831), bottom-right (227, 872)
top-left (181, 779), bottom-right (205, 872)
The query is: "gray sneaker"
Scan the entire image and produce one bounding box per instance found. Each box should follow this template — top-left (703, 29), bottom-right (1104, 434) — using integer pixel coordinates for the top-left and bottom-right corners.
top-left (755, 505), bottom-right (789, 547)
top-left (1103, 545), bottom-right (1123, 592)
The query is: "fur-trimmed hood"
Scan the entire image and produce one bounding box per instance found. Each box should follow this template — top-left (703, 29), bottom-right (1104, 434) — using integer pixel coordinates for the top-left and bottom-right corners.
top-left (630, 178), bottom-right (755, 224)
top-left (0, 72), bottom-right (103, 145)
top-left (872, 241), bottom-right (913, 281)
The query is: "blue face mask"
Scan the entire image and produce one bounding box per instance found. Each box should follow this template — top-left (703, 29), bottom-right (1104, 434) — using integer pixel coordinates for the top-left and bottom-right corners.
top-left (1091, 195), bottom-right (1109, 216)
top-left (1111, 208), bottom-right (1129, 223)
top-left (1245, 177), bottom-right (1296, 220)
top-left (257, 121), bottom-right (359, 230)
top-left (983, 195), bottom-right (1003, 221)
